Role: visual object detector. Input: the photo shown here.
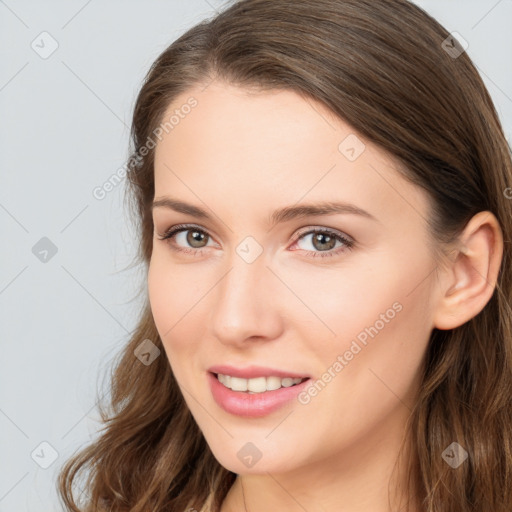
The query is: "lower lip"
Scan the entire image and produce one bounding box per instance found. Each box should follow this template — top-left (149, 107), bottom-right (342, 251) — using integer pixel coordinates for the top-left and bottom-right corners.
top-left (208, 372), bottom-right (311, 418)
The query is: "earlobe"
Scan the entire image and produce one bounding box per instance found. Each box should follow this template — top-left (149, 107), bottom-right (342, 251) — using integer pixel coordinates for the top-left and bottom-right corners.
top-left (433, 211), bottom-right (503, 330)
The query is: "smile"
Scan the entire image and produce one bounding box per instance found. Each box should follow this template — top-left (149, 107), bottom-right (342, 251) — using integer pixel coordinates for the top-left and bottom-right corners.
top-left (216, 373), bottom-right (308, 393)
top-left (208, 371), bottom-right (312, 417)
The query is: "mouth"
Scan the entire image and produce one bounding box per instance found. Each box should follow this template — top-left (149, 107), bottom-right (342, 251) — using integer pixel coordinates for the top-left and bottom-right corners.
top-left (212, 372), bottom-right (310, 394)
top-left (207, 369), bottom-right (313, 417)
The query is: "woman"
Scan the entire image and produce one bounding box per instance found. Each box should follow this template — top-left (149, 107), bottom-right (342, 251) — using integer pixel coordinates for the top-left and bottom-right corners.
top-left (57, 0), bottom-right (512, 511)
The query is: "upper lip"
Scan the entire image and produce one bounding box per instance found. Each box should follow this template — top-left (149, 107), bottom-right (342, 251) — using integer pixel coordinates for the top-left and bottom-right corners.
top-left (208, 364), bottom-right (311, 379)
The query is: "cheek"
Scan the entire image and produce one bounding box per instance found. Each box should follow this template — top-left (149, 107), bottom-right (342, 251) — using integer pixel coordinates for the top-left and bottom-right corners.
top-left (147, 255), bottom-right (203, 366)
top-left (276, 250), bottom-right (427, 348)
top-left (304, 253), bottom-right (434, 429)
top-left (147, 256), bottom-right (174, 335)
top-left (314, 294), bottom-right (430, 450)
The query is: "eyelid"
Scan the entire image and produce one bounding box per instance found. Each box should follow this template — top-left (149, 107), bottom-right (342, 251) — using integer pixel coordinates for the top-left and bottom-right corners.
top-left (156, 223), bottom-right (217, 248)
top-left (293, 225), bottom-right (353, 243)
top-left (156, 222), bottom-right (217, 241)
top-left (290, 226), bottom-right (354, 257)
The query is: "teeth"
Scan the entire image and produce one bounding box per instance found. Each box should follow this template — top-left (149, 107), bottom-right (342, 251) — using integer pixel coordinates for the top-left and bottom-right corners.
top-left (230, 376), bottom-right (248, 392)
top-left (266, 376), bottom-right (282, 391)
top-left (216, 373), bottom-right (305, 393)
top-left (281, 377), bottom-right (294, 387)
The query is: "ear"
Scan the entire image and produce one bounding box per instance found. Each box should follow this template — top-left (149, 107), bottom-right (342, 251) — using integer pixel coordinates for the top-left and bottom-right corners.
top-left (433, 211), bottom-right (503, 330)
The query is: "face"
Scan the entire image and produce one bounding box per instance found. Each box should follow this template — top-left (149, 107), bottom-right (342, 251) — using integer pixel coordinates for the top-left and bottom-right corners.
top-left (148, 80), bottom-right (440, 476)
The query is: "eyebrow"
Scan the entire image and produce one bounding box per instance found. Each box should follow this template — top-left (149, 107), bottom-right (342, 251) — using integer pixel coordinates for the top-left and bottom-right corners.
top-left (151, 196), bottom-right (378, 227)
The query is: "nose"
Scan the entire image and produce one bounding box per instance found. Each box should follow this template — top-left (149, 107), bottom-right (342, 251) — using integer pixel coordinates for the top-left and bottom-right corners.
top-left (209, 252), bottom-right (284, 347)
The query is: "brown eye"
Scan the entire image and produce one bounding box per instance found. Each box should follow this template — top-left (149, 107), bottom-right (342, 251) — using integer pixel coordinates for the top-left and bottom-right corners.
top-left (293, 227), bottom-right (354, 258)
top-left (185, 229), bottom-right (209, 248)
top-left (311, 232), bottom-right (337, 251)
top-left (158, 224), bottom-right (214, 254)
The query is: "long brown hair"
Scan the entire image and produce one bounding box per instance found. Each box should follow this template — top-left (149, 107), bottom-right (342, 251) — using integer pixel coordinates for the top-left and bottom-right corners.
top-left (57, 0), bottom-right (512, 510)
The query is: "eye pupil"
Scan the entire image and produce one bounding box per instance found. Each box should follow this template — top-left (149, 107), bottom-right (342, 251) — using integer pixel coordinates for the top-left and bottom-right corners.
top-left (187, 230), bottom-right (207, 248)
top-left (313, 232), bottom-right (336, 251)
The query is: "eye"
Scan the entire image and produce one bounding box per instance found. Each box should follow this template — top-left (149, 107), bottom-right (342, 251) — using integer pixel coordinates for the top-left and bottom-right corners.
top-left (291, 227), bottom-right (354, 258)
top-left (156, 224), bottom-right (214, 256)
top-left (156, 224), bottom-right (354, 258)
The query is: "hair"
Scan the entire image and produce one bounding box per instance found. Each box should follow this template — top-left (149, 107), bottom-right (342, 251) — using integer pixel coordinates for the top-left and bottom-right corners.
top-left (57, 0), bottom-right (512, 510)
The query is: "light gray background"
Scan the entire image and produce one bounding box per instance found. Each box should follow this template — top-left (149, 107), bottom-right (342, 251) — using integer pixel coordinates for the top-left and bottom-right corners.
top-left (1, 1), bottom-right (511, 510)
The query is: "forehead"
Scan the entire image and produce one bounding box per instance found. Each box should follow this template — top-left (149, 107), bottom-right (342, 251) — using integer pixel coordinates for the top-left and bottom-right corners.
top-left (153, 81), bottom-right (430, 228)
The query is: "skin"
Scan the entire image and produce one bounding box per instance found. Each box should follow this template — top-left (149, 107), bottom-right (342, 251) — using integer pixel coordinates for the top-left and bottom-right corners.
top-left (148, 80), bottom-right (503, 512)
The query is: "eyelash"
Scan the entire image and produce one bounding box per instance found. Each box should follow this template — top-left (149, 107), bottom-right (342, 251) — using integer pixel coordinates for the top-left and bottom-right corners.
top-left (156, 223), bottom-right (355, 259)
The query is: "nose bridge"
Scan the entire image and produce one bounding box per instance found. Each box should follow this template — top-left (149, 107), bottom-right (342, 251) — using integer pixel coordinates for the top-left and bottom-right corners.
top-left (210, 246), bottom-right (279, 342)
